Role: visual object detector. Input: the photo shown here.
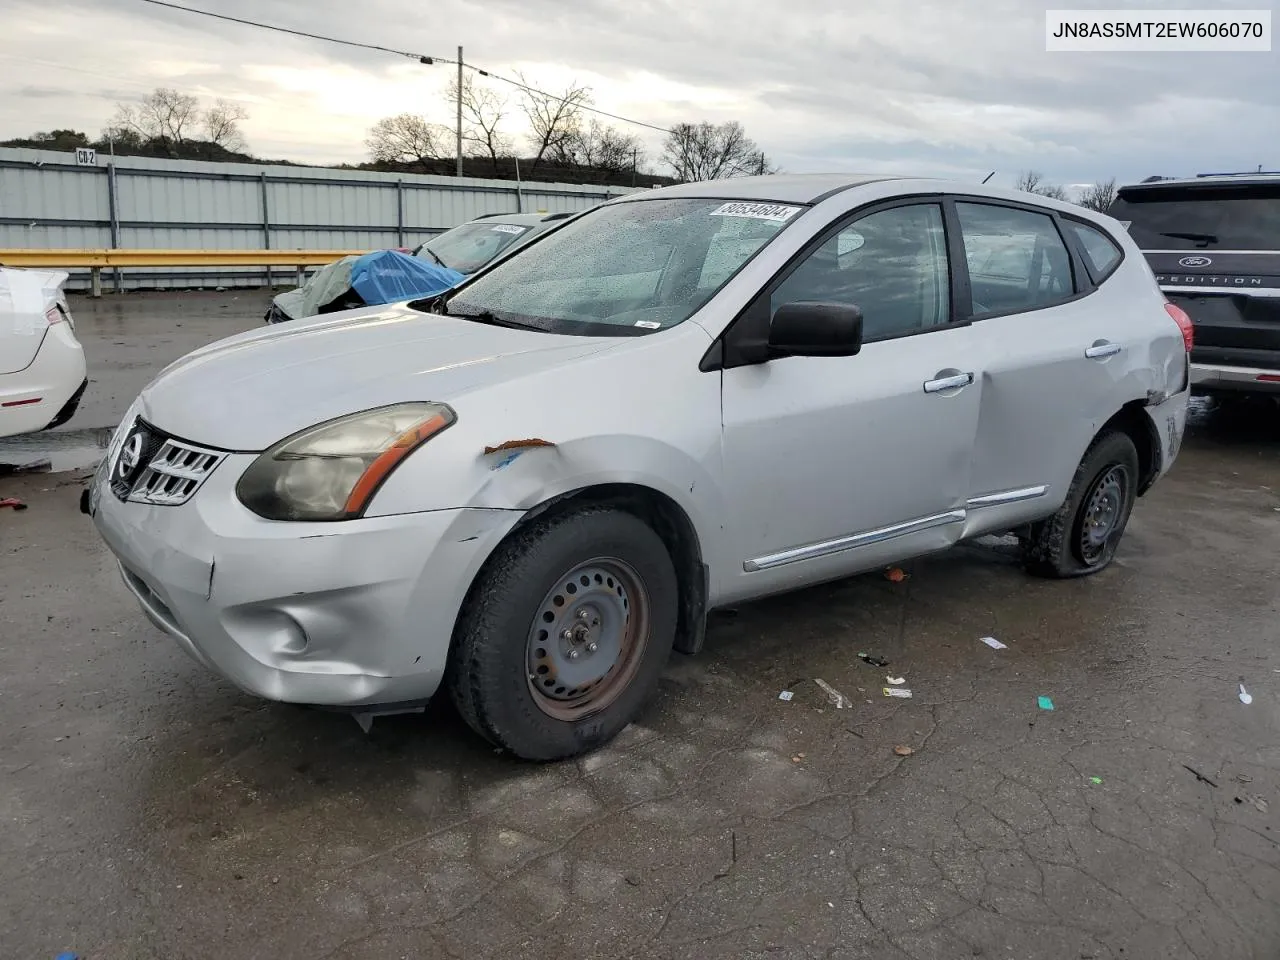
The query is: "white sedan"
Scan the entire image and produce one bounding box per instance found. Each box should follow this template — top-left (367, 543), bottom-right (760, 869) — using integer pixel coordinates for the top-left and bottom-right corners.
top-left (86, 174), bottom-right (1190, 760)
top-left (0, 268), bottom-right (87, 439)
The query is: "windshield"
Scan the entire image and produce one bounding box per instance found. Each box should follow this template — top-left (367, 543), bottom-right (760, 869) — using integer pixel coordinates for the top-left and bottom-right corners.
top-left (439, 198), bottom-right (802, 335)
top-left (417, 221), bottom-right (533, 273)
top-left (1110, 184), bottom-right (1280, 250)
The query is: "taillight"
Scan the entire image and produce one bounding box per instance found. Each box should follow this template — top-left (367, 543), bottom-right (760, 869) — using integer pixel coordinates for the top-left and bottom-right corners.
top-left (44, 303), bottom-right (74, 331)
top-left (1165, 302), bottom-right (1193, 352)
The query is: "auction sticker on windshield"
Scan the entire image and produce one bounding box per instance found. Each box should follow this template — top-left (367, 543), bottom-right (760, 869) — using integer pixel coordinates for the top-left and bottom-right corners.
top-left (709, 202), bottom-right (801, 222)
top-left (491, 224), bottom-right (525, 234)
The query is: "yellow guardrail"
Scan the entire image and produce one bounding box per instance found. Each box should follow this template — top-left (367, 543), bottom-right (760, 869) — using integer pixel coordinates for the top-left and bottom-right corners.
top-left (0, 248), bottom-right (365, 296)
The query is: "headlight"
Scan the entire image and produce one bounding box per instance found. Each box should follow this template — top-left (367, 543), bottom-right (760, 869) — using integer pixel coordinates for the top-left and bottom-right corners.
top-left (236, 402), bottom-right (456, 521)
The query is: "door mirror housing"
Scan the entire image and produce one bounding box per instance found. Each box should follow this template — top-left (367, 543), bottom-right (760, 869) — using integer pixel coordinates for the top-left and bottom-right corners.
top-left (767, 301), bottom-right (863, 357)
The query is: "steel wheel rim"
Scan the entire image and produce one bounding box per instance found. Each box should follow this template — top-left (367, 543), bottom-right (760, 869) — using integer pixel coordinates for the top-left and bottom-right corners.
top-left (1079, 464), bottom-right (1129, 566)
top-left (526, 557), bottom-right (650, 722)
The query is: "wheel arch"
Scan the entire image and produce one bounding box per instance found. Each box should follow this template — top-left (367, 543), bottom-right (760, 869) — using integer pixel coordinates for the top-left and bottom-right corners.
top-left (460, 482), bottom-right (710, 657)
top-left (1098, 400), bottom-right (1160, 495)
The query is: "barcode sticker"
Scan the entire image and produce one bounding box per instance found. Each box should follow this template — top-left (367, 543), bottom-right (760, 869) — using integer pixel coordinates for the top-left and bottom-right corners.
top-left (709, 202), bottom-right (800, 222)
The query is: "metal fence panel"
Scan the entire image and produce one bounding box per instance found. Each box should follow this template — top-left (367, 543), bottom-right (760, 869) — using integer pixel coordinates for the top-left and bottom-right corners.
top-left (0, 147), bottom-right (636, 291)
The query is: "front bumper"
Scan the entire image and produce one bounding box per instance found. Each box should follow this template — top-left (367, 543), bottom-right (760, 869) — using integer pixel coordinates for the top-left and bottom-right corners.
top-left (88, 449), bottom-right (520, 707)
top-left (1190, 362), bottom-right (1280, 395)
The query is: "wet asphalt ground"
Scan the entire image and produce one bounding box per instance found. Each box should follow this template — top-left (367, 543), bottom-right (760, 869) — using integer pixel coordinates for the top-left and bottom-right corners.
top-left (2, 292), bottom-right (1279, 960)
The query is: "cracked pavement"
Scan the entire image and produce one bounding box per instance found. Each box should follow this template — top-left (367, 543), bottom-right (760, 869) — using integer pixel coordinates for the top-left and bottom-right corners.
top-left (1, 293), bottom-right (1278, 959)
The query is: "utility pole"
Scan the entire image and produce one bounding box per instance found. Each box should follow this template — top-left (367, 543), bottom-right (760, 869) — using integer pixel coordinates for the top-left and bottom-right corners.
top-left (456, 45), bottom-right (464, 177)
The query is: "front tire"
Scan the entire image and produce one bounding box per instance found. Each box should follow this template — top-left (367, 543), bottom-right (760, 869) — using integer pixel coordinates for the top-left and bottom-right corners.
top-left (1023, 430), bottom-right (1140, 579)
top-left (447, 506), bottom-right (678, 760)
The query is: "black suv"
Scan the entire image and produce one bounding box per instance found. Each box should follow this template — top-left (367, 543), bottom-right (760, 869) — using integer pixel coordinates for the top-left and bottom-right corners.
top-left (1109, 173), bottom-right (1280, 400)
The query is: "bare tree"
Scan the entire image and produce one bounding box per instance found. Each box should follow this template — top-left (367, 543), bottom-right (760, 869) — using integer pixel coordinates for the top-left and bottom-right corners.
top-left (1014, 169), bottom-right (1068, 201)
top-left (366, 114), bottom-right (451, 170)
top-left (661, 121), bottom-right (775, 182)
top-left (203, 99), bottom-right (248, 151)
top-left (111, 88), bottom-right (201, 150)
top-left (447, 74), bottom-right (511, 170)
top-left (556, 119), bottom-right (644, 174)
top-left (105, 88), bottom-right (251, 156)
top-left (1078, 177), bottom-right (1118, 213)
top-left (518, 72), bottom-right (592, 171)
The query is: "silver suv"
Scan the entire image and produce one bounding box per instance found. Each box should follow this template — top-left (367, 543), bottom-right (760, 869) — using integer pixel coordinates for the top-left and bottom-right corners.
top-left (87, 174), bottom-right (1190, 760)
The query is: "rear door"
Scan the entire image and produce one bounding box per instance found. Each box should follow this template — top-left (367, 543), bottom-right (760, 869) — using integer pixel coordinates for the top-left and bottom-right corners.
top-left (1109, 181), bottom-right (1280, 378)
top-left (952, 199), bottom-right (1128, 534)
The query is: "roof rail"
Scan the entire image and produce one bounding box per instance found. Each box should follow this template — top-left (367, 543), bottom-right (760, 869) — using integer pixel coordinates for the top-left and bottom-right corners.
top-left (472, 212), bottom-right (519, 220)
top-left (1140, 176), bottom-right (1169, 183)
top-left (540, 211), bottom-right (574, 221)
top-left (1196, 170), bottom-right (1280, 177)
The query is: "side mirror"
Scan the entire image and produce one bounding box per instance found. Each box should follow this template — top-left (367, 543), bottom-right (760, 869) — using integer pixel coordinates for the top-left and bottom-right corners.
top-left (768, 301), bottom-right (863, 357)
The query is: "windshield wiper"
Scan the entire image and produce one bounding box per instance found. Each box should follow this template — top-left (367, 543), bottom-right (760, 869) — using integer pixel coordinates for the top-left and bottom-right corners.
top-left (1160, 231), bottom-right (1218, 247)
top-left (449, 309), bottom-right (540, 331)
top-left (422, 246), bottom-right (449, 268)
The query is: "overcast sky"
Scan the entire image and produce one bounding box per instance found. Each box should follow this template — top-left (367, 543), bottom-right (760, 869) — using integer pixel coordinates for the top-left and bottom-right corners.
top-left (1, 0), bottom-right (1275, 191)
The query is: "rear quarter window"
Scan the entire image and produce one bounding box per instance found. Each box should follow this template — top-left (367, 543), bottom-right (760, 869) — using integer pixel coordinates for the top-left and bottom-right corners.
top-left (1066, 221), bottom-right (1123, 282)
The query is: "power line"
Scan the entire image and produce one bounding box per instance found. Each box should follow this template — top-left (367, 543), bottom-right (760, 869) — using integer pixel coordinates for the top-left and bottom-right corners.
top-left (135, 0), bottom-right (442, 64)
top-left (462, 64), bottom-right (671, 134)
top-left (132, 0), bottom-right (671, 134)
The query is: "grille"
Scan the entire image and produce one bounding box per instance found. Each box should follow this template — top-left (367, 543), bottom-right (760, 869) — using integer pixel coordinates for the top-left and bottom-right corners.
top-left (109, 419), bottom-right (224, 506)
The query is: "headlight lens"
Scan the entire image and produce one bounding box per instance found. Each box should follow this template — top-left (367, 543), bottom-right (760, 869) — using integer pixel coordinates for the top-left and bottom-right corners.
top-left (236, 402), bottom-right (456, 521)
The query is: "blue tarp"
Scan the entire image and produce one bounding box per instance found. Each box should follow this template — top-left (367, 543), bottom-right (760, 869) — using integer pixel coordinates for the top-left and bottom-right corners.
top-left (348, 250), bottom-right (465, 306)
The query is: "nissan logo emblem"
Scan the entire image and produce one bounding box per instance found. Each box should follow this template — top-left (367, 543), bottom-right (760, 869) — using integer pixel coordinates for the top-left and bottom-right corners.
top-left (115, 432), bottom-right (144, 480)
top-left (1178, 256), bottom-right (1212, 267)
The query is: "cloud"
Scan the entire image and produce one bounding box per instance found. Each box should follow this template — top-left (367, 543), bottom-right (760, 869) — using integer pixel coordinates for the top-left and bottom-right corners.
top-left (0, 0), bottom-right (1274, 187)
top-left (13, 86), bottom-right (67, 100)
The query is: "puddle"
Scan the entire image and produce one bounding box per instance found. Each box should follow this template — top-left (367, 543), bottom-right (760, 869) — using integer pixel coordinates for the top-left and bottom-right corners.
top-left (0, 427), bottom-right (114, 473)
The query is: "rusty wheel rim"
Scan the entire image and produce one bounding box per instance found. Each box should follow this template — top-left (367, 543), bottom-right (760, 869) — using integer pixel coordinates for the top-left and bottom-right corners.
top-left (525, 558), bottom-right (650, 722)
top-left (1079, 463), bottom-right (1129, 566)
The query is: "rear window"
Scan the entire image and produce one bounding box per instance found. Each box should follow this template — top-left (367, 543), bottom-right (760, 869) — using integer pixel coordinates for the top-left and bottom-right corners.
top-left (1109, 184), bottom-right (1280, 251)
top-left (1066, 221), bottom-right (1122, 280)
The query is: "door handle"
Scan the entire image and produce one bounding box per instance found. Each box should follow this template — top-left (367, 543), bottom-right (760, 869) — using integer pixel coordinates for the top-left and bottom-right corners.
top-left (923, 372), bottom-right (974, 393)
top-left (1085, 341), bottom-right (1122, 359)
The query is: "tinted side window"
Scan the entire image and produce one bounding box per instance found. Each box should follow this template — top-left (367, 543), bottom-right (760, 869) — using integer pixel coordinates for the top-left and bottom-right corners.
top-left (957, 203), bottom-right (1075, 315)
top-left (770, 204), bottom-right (951, 342)
top-left (1067, 221), bottom-right (1122, 280)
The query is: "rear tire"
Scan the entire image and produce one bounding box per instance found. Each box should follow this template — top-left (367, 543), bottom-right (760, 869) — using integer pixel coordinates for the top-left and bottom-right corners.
top-left (1023, 430), bottom-right (1139, 579)
top-left (447, 506), bottom-right (677, 761)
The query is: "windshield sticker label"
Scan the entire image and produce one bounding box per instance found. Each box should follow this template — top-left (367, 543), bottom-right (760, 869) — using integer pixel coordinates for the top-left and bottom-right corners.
top-left (709, 202), bottom-right (801, 222)
top-left (491, 224), bottom-right (525, 235)
top-left (634, 320), bottom-right (662, 329)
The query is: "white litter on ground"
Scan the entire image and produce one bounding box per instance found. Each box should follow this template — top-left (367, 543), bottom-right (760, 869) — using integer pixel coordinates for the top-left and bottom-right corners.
top-left (814, 678), bottom-right (851, 709)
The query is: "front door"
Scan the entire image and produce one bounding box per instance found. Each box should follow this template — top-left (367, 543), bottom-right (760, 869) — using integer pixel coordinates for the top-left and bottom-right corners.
top-left (717, 201), bottom-right (984, 602)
